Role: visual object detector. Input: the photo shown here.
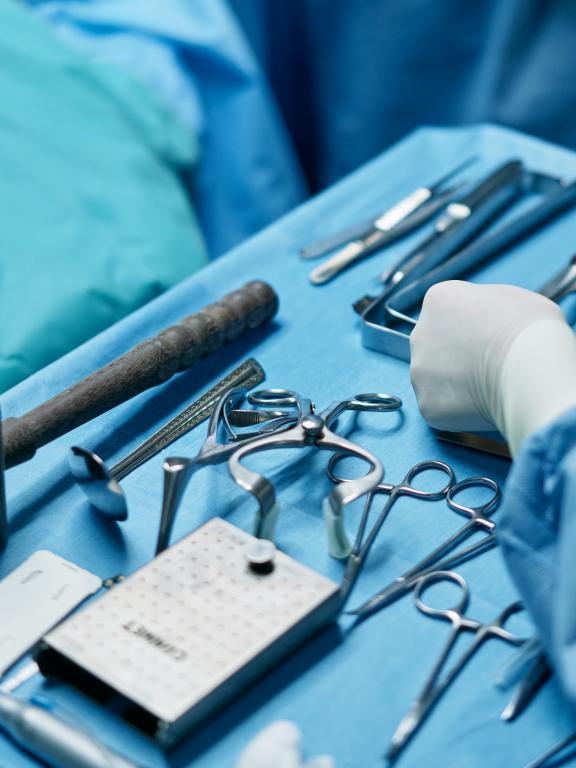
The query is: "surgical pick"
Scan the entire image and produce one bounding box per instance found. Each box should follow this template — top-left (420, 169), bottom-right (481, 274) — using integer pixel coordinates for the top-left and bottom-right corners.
top-left (157, 387), bottom-right (402, 555)
top-left (386, 571), bottom-right (526, 763)
top-left (350, 476), bottom-right (501, 618)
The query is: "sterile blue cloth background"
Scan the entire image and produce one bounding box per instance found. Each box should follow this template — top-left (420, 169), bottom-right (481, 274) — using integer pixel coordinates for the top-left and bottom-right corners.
top-left (1, 125), bottom-right (576, 767)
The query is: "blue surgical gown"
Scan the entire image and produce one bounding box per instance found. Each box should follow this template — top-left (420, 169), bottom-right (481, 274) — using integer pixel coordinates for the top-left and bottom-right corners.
top-left (500, 407), bottom-right (576, 710)
top-left (26, 0), bottom-right (576, 256)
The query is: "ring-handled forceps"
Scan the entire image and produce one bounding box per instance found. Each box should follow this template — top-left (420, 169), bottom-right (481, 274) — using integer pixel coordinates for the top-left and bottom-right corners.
top-left (226, 390), bottom-right (402, 561)
top-left (158, 387), bottom-right (402, 556)
top-left (386, 571), bottom-right (526, 763)
top-left (326, 453), bottom-right (455, 604)
top-left (351, 477), bottom-right (501, 618)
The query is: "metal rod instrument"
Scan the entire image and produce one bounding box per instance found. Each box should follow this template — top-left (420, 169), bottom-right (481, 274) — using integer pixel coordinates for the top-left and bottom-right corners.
top-left (1, 281), bottom-right (278, 468)
top-left (68, 358), bottom-right (265, 521)
top-left (523, 733), bottom-right (576, 768)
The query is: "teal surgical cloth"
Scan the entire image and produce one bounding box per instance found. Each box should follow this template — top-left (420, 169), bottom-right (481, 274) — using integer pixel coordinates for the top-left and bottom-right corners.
top-left (0, 0), bottom-right (207, 392)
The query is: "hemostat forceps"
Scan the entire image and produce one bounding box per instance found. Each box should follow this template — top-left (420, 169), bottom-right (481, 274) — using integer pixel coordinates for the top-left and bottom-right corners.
top-left (386, 571), bottom-right (526, 763)
top-left (225, 389), bottom-right (402, 560)
top-left (157, 387), bottom-right (401, 556)
top-left (351, 476), bottom-right (500, 618)
top-left (326, 452), bottom-right (455, 604)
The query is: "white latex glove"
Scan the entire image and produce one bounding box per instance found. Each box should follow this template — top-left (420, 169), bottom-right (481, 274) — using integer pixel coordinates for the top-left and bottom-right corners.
top-left (236, 721), bottom-right (334, 768)
top-left (410, 281), bottom-right (576, 456)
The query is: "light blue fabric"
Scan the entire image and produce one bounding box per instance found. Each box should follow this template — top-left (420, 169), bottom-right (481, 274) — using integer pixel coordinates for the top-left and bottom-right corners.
top-left (29, 1), bottom-right (576, 252)
top-left (28, 0), bottom-right (307, 257)
top-left (500, 409), bottom-right (576, 712)
top-left (1, 125), bottom-right (575, 767)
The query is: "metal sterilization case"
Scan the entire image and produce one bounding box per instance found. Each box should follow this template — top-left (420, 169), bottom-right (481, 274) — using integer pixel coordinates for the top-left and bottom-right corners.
top-left (37, 518), bottom-right (341, 746)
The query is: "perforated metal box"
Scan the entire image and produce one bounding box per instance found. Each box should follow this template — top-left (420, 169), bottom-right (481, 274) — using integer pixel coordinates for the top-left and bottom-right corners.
top-left (37, 518), bottom-right (341, 745)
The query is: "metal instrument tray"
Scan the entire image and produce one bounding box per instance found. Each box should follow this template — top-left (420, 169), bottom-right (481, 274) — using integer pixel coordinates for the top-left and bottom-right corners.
top-left (37, 518), bottom-right (340, 746)
top-left (360, 176), bottom-right (576, 361)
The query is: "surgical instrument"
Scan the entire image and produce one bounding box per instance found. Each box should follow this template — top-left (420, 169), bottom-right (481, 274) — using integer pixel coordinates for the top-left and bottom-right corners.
top-left (433, 430), bottom-right (511, 460)
top-left (0, 403), bottom-right (7, 552)
top-left (301, 157), bottom-right (476, 262)
top-left (0, 691), bottom-right (146, 768)
top-left (386, 571), bottom-right (525, 763)
top-left (523, 733), bottom-right (576, 768)
top-left (358, 177), bottom-right (576, 361)
top-left (308, 185), bottom-right (464, 285)
top-left (539, 253), bottom-right (576, 303)
top-left (325, 452), bottom-right (454, 603)
top-left (374, 159), bottom-right (525, 290)
top-left (501, 649), bottom-right (551, 721)
top-left (68, 358), bottom-right (265, 521)
top-left (158, 388), bottom-right (402, 556)
top-left (1, 280), bottom-right (278, 468)
top-left (351, 476), bottom-right (500, 618)
top-left (226, 390), bottom-right (404, 561)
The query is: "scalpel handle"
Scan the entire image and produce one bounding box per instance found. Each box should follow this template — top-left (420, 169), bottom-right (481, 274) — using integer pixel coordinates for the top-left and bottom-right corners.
top-left (2, 281), bottom-right (278, 468)
top-left (385, 160), bottom-right (525, 287)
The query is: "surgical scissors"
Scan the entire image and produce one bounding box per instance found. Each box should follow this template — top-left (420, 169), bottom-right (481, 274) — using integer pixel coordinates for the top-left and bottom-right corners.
top-left (386, 571), bottom-right (525, 763)
top-left (326, 452), bottom-right (455, 604)
top-left (351, 476), bottom-right (500, 618)
top-left (158, 387), bottom-right (402, 556)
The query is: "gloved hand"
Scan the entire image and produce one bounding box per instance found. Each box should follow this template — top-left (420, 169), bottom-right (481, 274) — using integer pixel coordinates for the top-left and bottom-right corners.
top-left (236, 721), bottom-right (334, 768)
top-left (410, 281), bottom-right (576, 455)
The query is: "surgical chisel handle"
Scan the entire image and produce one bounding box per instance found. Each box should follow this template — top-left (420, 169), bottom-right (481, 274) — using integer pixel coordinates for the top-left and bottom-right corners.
top-left (1, 281), bottom-right (278, 468)
top-left (0, 692), bottom-right (146, 768)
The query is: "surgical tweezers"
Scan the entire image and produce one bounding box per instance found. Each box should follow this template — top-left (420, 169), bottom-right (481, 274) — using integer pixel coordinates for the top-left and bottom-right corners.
top-left (358, 176), bottom-right (576, 360)
top-left (305, 158), bottom-right (475, 284)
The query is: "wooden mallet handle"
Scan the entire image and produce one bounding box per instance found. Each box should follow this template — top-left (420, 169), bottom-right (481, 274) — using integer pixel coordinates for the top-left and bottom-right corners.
top-left (3, 280), bottom-right (278, 468)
